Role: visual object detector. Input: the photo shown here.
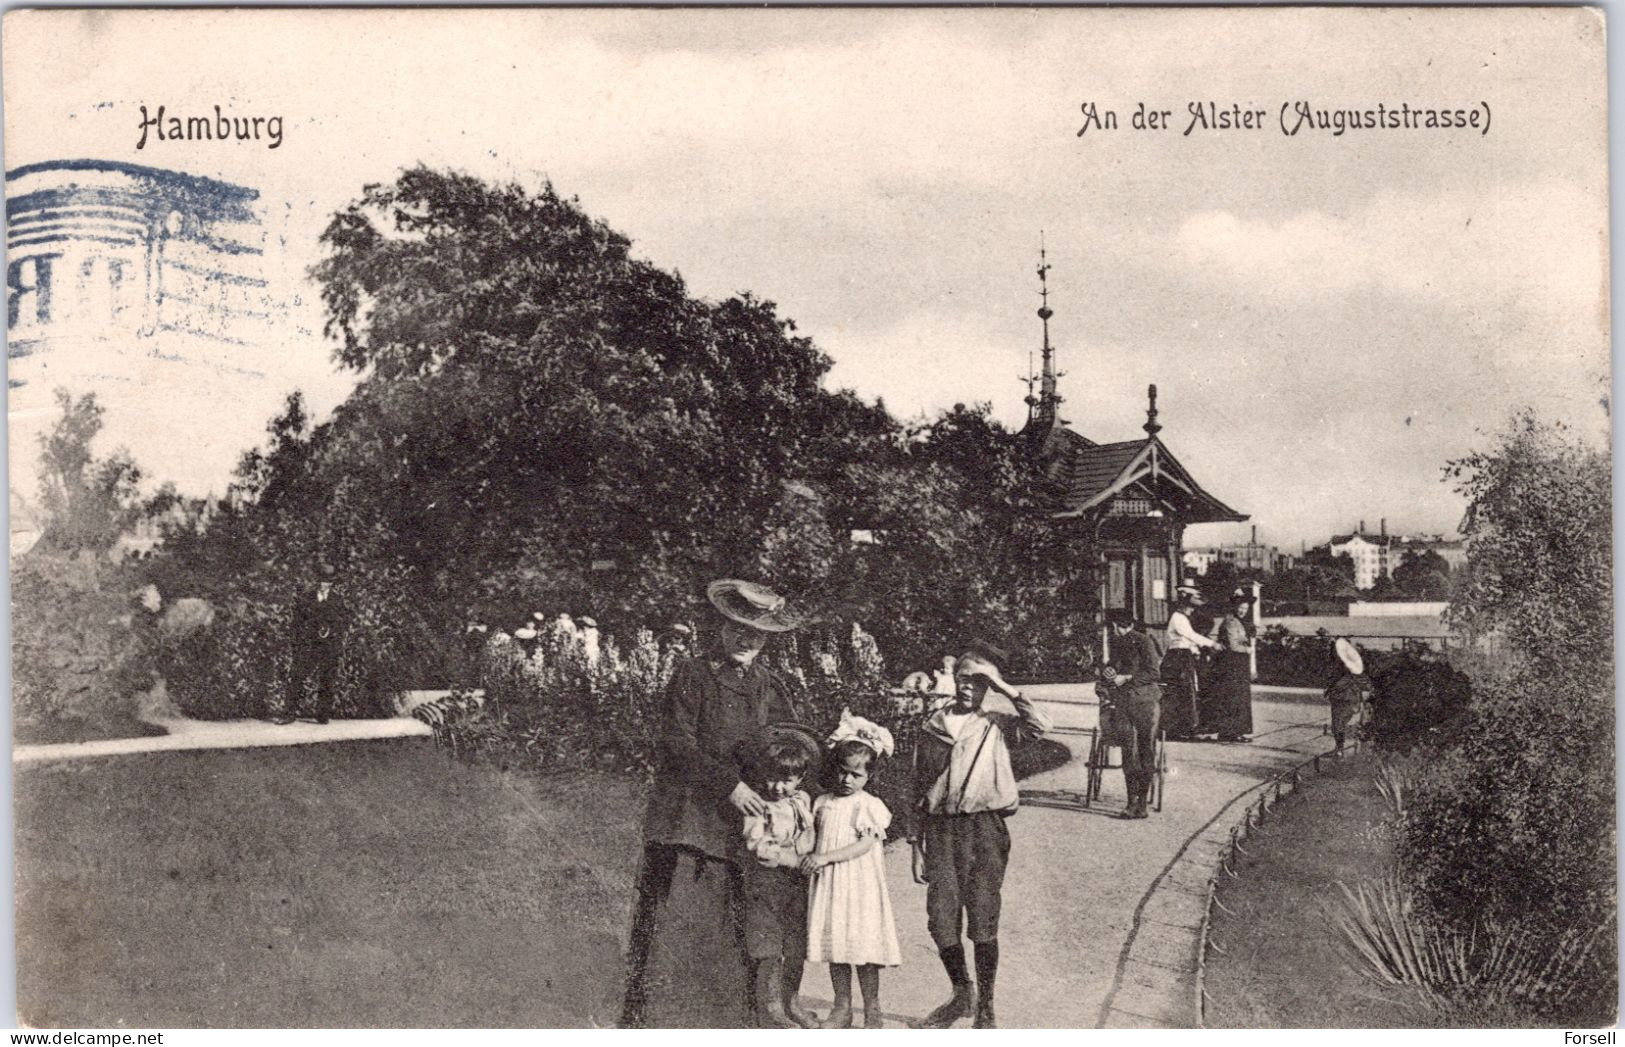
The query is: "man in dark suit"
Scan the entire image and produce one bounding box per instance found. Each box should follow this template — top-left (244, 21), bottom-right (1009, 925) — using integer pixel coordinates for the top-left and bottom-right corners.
top-left (1104, 609), bottom-right (1164, 819)
top-left (276, 563), bottom-right (347, 725)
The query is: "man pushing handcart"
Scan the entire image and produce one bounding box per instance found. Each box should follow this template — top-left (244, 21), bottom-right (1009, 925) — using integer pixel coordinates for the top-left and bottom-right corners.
top-left (1086, 609), bottom-right (1167, 819)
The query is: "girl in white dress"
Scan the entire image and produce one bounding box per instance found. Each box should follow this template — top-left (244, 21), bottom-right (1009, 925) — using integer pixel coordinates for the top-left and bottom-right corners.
top-left (802, 712), bottom-right (901, 1028)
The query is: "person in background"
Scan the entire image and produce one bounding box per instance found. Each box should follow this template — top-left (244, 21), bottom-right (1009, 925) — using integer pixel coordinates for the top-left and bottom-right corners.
top-left (1102, 609), bottom-right (1164, 819)
top-left (577, 615), bottom-right (602, 667)
top-left (462, 620), bottom-right (488, 687)
top-left (276, 562), bottom-right (347, 725)
top-left (1327, 637), bottom-right (1373, 756)
top-left (930, 654), bottom-right (959, 701)
top-left (1201, 589), bottom-right (1256, 742)
top-left (907, 646), bottom-right (1051, 1029)
top-left (1161, 586), bottom-right (1218, 740)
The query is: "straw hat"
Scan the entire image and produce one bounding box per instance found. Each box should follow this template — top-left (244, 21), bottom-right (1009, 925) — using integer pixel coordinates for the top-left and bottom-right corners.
top-left (762, 721), bottom-right (824, 768)
top-left (1335, 637), bottom-right (1364, 675)
top-left (1175, 585), bottom-right (1205, 605)
top-left (706, 579), bottom-right (806, 632)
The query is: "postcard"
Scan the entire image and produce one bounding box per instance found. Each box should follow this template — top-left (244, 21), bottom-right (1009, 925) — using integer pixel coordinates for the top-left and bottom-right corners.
top-left (5, 7), bottom-right (1612, 1031)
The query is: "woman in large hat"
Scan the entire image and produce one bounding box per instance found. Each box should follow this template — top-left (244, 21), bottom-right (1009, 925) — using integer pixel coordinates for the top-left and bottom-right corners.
top-left (1199, 588), bottom-right (1256, 742)
top-left (1161, 585), bottom-right (1219, 739)
top-left (621, 580), bottom-right (808, 1028)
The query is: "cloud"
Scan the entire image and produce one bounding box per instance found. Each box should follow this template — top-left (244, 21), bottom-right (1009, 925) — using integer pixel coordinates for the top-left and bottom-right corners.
top-left (1173, 179), bottom-right (1607, 321)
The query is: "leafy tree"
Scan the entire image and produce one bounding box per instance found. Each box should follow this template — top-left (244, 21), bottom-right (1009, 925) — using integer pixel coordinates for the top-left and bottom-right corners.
top-left (897, 404), bottom-right (1096, 676)
top-left (300, 168), bottom-right (866, 629)
top-left (160, 168), bottom-right (927, 698)
top-left (1401, 412), bottom-right (1614, 1021)
top-left (1296, 546), bottom-right (1358, 598)
top-left (161, 167), bottom-right (1109, 705)
top-left (33, 390), bottom-right (172, 556)
top-left (14, 392), bottom-right (170, 735)
top-left (1392, 548), bottom-right (1451, 599)
top-left (1196, 560), bottom-right (1262, 608)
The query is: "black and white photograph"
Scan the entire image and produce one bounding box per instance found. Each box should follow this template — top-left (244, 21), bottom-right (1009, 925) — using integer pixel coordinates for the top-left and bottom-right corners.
top-left (3, 6), bottom-right (1614, 1030)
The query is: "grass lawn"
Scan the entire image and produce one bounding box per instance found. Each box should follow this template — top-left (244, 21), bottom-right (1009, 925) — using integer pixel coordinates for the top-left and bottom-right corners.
top-left (16, 739), bottom-right (644, 1028)
top-left (1202, 752), bottom-right (1437, 1028)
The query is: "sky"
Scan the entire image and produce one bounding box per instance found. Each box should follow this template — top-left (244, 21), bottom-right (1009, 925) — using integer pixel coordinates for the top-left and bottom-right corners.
top-left (3, 7), bottom-right (1611, 550)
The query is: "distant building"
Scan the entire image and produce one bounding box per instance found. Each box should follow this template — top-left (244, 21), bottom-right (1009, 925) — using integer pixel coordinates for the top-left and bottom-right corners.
top-left (1324, 519), bottom-right (1464, 589)
top-left (1182, 548), bottom-right (1219, 575)
top-left (1183, 525), bottom-right (1283, 575)
top-left (1391, 534), bottom-right (1467, 572)
top-left (1327, 519), bottom-right (1396, 590)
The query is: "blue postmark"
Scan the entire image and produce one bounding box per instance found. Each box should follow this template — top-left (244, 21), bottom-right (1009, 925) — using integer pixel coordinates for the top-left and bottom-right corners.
top-left (6, 159), bottom-right (282, 373)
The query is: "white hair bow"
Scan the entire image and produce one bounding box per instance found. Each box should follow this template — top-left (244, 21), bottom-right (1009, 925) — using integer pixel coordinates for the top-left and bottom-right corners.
top-left (826, 708), bottom-right (895, 758)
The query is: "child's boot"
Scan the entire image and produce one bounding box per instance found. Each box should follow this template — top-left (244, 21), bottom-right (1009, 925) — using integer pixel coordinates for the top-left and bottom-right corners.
top-left (782, 959), bottom-right (816, 1028)
top-left (755, 958), bottom-right (794, 1028)
top-left (910, 944), bottom-right (976, 1028)
top-left (973, 940), bottom-right (999, 1029)
top-left (823, 964), bottom-right (855, 1029)
top-left (858, 964), bottom-right (884, 1028)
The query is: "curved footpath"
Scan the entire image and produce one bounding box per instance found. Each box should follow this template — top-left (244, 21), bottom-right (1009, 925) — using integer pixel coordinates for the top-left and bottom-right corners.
top-left (12, 682), bottom-right (1330, 1029)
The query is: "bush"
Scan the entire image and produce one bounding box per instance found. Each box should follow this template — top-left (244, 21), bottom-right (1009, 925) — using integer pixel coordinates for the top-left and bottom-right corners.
top-left (12, 551), bottom-right (154, 735)
top-left (1399, 668), bottom-right (1616, 1022)
top-left (442, 617), bottom-right (1068, 840)
top-left (455, 621), bottom-right (676, 776)
top-left (1363, 648), bottom-right (1472, 751)
top-left (157, 557), bottom-right (420, 720)
top-left (11, 392), bottom-right (175, 740)
top-left (1254, 626), bottom-right (1339, 687)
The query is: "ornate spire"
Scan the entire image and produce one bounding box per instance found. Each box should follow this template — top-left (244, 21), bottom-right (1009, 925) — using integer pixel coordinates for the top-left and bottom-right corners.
top-left (1024, 233), bottom-right (1064, 435)
top-left (1143, 383), bottom-right (1162, 437)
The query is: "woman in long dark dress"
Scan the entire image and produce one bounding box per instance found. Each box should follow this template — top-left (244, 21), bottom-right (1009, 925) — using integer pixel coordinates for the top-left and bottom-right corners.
top-left (621, 580), bottom-right (806, 1028)
top-left (1200, 590), bottom-right (1255, 741)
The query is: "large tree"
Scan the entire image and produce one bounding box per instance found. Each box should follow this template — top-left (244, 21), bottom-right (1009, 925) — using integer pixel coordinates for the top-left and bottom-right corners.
top-left (161, 167), bottom-right (1103, 691)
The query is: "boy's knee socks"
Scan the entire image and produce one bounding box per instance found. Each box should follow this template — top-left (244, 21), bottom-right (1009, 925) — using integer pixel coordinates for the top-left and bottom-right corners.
top-left (973, 940), bottom-right (999, 997)
top-left (939, 943), bottom-right (971, 987)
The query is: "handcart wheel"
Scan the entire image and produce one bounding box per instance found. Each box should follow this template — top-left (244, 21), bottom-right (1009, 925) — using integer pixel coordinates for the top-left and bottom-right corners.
top-left (1084, 726), bottom-right (1101, 806)
top-left (1153, 728), bottom-right (1167, 813)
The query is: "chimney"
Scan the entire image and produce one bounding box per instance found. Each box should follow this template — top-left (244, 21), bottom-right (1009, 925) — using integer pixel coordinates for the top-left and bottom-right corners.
top-left (1359, 519), bottom-right (1365, 534)
top-left (1250, 524), bottom-right (1257, 547)
top-left (1380, 517), bottom-right (1387, 537)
